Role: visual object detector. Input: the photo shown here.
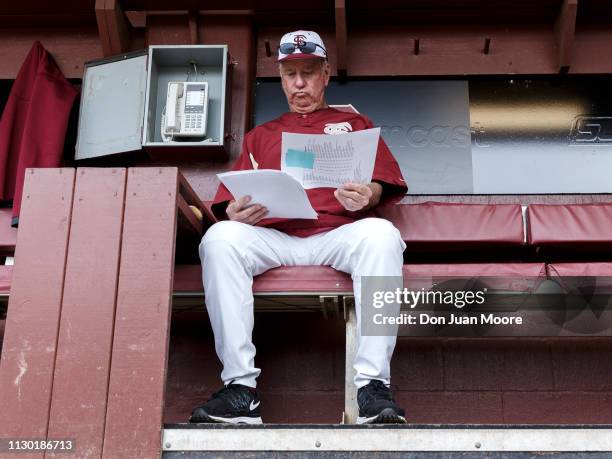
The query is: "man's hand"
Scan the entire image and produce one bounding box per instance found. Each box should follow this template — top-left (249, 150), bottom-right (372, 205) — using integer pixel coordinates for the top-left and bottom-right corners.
top-left (334, 182), bottom-right (383, 212)
top-left (226, 195), bottom-right (268, 225)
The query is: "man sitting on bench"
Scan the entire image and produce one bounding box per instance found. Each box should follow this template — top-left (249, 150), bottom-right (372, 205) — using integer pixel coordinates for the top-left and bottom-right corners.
top-left (190, 30), bottom-right (408, 425)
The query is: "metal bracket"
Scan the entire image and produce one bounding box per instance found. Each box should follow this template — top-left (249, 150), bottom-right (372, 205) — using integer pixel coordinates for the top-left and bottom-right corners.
top-left (342, 295), bottom-right (358, 424)
top-left (342, 295), bottom-right (355, 322)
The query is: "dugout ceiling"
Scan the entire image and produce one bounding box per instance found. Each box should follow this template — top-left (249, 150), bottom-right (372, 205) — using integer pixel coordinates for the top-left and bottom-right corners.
top-left (1, 1), bottom-right (612, 79)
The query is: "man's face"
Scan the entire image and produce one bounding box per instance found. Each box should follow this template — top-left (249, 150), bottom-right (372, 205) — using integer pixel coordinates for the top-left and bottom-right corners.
top-left (280, 59), bottom-right (330, 114)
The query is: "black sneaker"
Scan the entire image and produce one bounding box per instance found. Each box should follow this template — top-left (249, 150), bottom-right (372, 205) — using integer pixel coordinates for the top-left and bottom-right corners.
top-left (189, 382), bottom-right (263, 424)
top-left (357, 380), bottom-right (406, 424)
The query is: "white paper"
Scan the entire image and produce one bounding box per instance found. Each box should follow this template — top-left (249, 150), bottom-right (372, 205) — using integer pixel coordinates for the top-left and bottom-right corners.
top-left (217, 169), bottom-right (318, 219)
top-left (281, 127), bottom-right (380, 189)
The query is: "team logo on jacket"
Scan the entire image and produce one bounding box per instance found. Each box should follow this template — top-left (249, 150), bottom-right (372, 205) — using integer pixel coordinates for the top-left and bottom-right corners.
top-left (324, 122), bottom-right (353, 135)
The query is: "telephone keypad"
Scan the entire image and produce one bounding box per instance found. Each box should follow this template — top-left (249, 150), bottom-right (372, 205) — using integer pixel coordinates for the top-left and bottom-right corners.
top-left (184, 112), bottom-right (203, 133)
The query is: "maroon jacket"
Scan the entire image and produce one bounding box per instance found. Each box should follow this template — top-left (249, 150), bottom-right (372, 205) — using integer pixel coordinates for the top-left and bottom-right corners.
top-left (0, 41), bottom-right (77, 226)
top-left (213, 107), bottom-right (407, 237)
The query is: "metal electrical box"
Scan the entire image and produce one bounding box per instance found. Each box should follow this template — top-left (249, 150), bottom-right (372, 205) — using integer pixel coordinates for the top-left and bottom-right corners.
top-left (75, 45), bottom-right (230, 161)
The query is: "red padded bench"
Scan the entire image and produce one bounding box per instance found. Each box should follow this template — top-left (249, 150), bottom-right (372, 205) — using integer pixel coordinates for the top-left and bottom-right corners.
top-left (547, 262), bottom-right (612, 296)
top-left (175, 201), bottom-right (533, 296)
top-left (528, 204), bottom-right (612, 248)
top-left (175, 202), bottom-right (532, 301)
top-left (547, 262), bottom-right (612, 278)
top-left (377, 202), bottom-right (525, 248)
top-left (173, 203), bottom-right (540, 332)
top-left (175, 262), bottom-right (546, 296)
top-left (174, 262), bottom-right (547, 297)
top-left (175, 265), bottom-right (353, 296)
top-left (529, 204), bottom-right (612, 277)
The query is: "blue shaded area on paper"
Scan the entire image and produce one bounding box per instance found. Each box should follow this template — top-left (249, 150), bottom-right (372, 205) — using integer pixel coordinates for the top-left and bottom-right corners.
top-left (286, 149), bottom-right (315, 169)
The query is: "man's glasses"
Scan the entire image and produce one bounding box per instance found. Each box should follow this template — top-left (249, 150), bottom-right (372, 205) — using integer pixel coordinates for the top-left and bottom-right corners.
top-left (279, 42), bottom-right (327, 57)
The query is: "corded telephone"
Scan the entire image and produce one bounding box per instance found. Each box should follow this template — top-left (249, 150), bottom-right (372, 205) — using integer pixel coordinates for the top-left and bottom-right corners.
top-left (162, 81), bottom-right (209, 139)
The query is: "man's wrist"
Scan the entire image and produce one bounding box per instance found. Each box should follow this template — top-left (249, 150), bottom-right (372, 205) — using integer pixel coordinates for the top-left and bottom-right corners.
top-left (365, 182), bottom-right (383, 209)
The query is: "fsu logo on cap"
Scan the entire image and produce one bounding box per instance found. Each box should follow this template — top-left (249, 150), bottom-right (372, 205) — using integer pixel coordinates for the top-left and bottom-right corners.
top-left (293, 34), bottom-right (306, 46)
top-left (278, 30), bottom-right (327, 61)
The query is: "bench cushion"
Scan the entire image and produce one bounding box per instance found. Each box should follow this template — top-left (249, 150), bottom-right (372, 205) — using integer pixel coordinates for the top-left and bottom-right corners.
top-left (404, 263), bottom-right (546, 292)
top-left (174, 263), bottom-right (546, 295)
top-left (174, 265), bottom-right (353, 294)
top-left (404, 262), bottom-right (546, 278)
top-left (547, 262), bottom-right (612, 278)
top-left (376, 202), bottom-right (525, 247)
top-left (528, 204), bottom-right (612, 246)
top-left (547, 262), bottom-right (612, 296)
top-left (202, 201), bottom-right (525, 248)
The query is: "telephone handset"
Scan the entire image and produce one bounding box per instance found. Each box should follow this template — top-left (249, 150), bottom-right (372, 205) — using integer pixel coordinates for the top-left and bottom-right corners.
top-left (163, 81), bottom-right (209, 139)
top-left (165, 82), bottom-right (184, 133)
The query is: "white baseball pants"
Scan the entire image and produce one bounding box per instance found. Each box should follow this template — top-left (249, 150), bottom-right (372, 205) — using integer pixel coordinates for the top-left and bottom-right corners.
top-left (199, 217), bottom-right (406, 389)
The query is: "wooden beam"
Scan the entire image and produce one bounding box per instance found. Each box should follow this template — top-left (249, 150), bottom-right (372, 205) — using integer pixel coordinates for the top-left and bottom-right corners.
top-left (108, 0), bottom-right (132, 54)
top-left (335, 0), bottom-right (347, 78)
top-left (555, 0), bottom-right (578, 71)
top-left (188, 10), bottom-right (199, 44)
top-left (0, 168), bottom-right (75, 447)
top-left (95, 0), bottom-right (113, 56)
top-left (102, 167), bottom-right (178, 459)
top-left (177, 194), bottom-right (202, 237)
top-left (96, 0), bottom-right (132, 56)
top-left (178, 172), bottom-right (216, 231)
top-left (47, 168), bottom-right (126, 459)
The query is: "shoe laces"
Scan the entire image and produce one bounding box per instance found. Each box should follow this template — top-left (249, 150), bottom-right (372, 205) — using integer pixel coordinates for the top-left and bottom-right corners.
top-left (210, 383), bottom-right (253, 408)
top-left (363, 380), bottom-right (396, 401)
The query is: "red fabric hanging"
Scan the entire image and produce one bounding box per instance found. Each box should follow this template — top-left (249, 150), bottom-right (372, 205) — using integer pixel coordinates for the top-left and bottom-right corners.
top-left (0, 41), bottom-right (78, 226)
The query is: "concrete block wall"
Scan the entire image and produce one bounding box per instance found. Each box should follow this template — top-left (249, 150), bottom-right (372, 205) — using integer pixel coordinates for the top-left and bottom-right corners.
top-left (164, 312), bottom-right (612, 424)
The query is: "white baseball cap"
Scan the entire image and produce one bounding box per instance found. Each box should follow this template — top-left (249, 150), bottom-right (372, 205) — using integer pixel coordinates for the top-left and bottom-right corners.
top-left (278, 30), bottom-right (327, 61)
